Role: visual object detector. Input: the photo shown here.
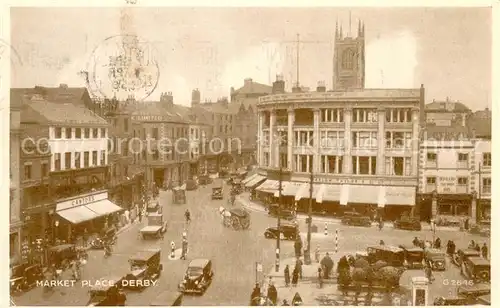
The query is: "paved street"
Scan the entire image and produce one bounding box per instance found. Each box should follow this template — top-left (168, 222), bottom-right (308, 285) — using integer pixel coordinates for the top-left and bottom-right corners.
top-left (14, 182), bottom-right (489, 306)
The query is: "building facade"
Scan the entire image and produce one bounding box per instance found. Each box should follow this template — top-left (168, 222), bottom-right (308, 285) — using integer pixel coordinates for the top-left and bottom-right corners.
top-left (255, 21), bottom-right (424, 220)
top-left (424, 98), bottom-right (471, 127)
top-left (473, 140), bottom-right (491, 221)
top-left (131, 94), bottom-right (190, 189)
top-left (10, 94), bottom-right (22, 265)
top-left (20, 94), bottom-right (116, 244)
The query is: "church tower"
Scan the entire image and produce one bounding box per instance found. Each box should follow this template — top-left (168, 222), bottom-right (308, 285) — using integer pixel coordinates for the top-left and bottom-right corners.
top-left (332, 20), bottom-right (365, 90)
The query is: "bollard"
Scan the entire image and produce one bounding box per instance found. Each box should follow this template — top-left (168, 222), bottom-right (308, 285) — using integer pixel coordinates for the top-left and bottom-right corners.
top-left (324, 223), bottom-right (328, 236)
top-left (335, 229), bottom-right (339, 252)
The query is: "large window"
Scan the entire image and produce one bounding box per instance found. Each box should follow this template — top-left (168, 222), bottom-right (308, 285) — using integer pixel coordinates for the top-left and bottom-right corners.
top-left (342, 49), bottom-right (355, 70)
top-left (353, 156), bottom-right (376, 175)
top-left (320, 108), bottom-right (344, 123)
top-left (277, 131), bottom-right (288, 146)
top-left (55, 127), bottom-right (62, 139)
top-left (92, 151), bottom-right (98, 166)
top-left (279, 153), bottom-right (287, 169)
top-left (262, 131), bottom-right (270, 146)
top-left (294, 131), bottom-right (314, 147)
top-left (320, 131), bottom-right (344, 148)
top-left (24, 164), bottom-right (32, 180)
top-left (320, 155), bottom-right (343, 174)
top-left (426, 177), bottom-right (436, 184)
top-left (152, 128), bottom-right (159, 140)
top-left (352, 131), bottom-right (377, 148)
top-left (92, 128), bottom-right (98, 138)
top-left (482, 178), bottom-right (491, 194)
top-left (458, 153), bottom-right (468, 161)
top-left (65, 128), bottom-right (72, 139)
top-left (41, 162), bottom-right (48, 177)
top-left (65, 152), bottom-right (71, 169)
top-left (101, 128), bottom-right (106, 138)
top-left (294, 154), bottom-right (313, 173)
top-left (483, 153), bottom-right (491, 167)
top-left (427, 153), bottom-right (437, 161)
top-left (84, 152), bottom-right (90, 167)
top-left (385, 108), bottom-right (412, 123)
top-left (84, 128), bottom-right (90, 138)
top-left (385, 157), bottom-right (411, 176)
top-left (352, 109), bottom-right (377, 123)
top-left (74, 152), bottom-right (81, 168)
top-left (385, 131), bottom-right (411, 149)
top-left (263, 152), bottom-right (270, 166)
top-left (54, 153), bottom-right (61, 171)
top-left (75, 128), bottom-right (82, 139)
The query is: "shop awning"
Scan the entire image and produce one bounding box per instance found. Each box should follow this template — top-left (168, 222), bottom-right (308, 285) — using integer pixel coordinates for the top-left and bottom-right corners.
top-left (294, 183), bottom-right (322, 201)
top-left (245, 175), bottom-right (266, 188)
top-left (242, 173), bottom-right (258, 184)
top-left (57, 206), bottom-right (100, 224)
top-left (272, 181), bottom-right (290, 197)
top-left (256, 180), bottom-right (280, 193)
top-left (347, 185), bottom-right (382, 206)
top-left (317, 184), bottom-right (343, 203)
top-left (380, 186), bottom-right (416, 206)
top-left (283, 182), bottom-right (303, 197)
top-left (86, 199), bottom-right (123, 216)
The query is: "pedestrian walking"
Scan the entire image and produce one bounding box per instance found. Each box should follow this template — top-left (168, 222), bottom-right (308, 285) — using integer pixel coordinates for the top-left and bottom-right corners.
top-left (317, 267), bottom-right (323, 288)
top-left (294, 238), bottom-right (302, 259)
top-left (481, 243), bottom-right (488, 260)
top-left (424, 263), bottom-right (434, 283)
top-left (284, 265), bottom-right (290, 287)
top-left (295, 258), bottom-right (303, 279)
top-left (291, 267), bottom-right (299, 287)
top-left (267, 281), bottom-right (278, 305)
top-left (138, 206), bottom-right (143, 223)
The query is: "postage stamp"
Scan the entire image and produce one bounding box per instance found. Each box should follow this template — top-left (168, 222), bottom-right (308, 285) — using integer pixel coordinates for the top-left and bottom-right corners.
top-left (84, 34), bottom-right (160, 101)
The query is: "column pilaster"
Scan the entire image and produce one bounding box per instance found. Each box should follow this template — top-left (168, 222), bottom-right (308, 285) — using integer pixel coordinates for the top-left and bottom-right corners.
top-left (313, 108), bottom-right (321, 173)
top-left (257, 111), bottom-right (264, 167)
top-left (287, 108), bottom-right (295, 171)
top-left (343, 106), bottom-right (352, 174)
top-left (269, 110), bottom-right (276, 168)
top-left (411, 107), bottom-right (419, 176)
top-left (377, 107), bottom-right (385, 175)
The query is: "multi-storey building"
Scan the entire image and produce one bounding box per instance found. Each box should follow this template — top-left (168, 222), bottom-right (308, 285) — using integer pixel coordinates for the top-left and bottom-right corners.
top-left (19, 93), bottom-right (117, 243)
top-left (103, 96), bottom-right (145, 210)
top-left (424, 98), bottom-right (471, 127)
top-left (255, 21), bottom-right (424, 220)
top-left (10, 93), bottom-right (22, 264)
top-left (130, 92), bottom-right (191, 188)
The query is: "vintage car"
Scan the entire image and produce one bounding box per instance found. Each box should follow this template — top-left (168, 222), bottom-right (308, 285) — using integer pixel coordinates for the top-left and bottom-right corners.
top-left (212, 179), bottom-right (224, 200)
top-left (393, 217), bottom-right (422, 231)
top-left (267, 204), bottom-right (296, 221)
top-left (366, 245), bottom-right (405, 267)
top-left (178, 259), bottom-right (214, 294)
top-left (452, 249), bottom-right (481, 266)
top-left (198, 175), bottom-right (212, 185)
top-left (140, 213), bottom-right (168, 239)
top-left (435, 283), bottom-right (491, 306)
top-left (463, 257), bottom-right (490, 282)
top-left (398, 245), bottom-right (424, 269)
top-left (123, 249), bottom-right (163, 290)
top-left (185, 180), bottom-right (198, 191)
top-left (48, 244), bottom-right (78, 270)
top-left (222, 207), bottom-right (251, 230)
top-left (264, 223), bottom-right (299, 241)
top-left (425, 248), bottom-right (446, 271)
top-left (172, 187), bottom-right (186, 204)
top-left (87, 277), bottom-right (126, 306)
top-left (341, 212), bottom-right (372, 227)
top-left (150, 291), bottom-right (183, 306)
top-left (10, 263), bottom-right (28, 293)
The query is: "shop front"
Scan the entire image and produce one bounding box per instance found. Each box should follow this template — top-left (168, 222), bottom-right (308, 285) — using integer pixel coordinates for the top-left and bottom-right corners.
top-left (54, 190), bottom-right (123, 241)
top-left (21, 202), bottom-right (56, 243)
top-left (10, 223), bottom-right (22, 266)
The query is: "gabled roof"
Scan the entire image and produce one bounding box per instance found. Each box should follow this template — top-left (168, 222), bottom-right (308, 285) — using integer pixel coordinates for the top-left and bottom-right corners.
top-left (12, 86), bottom-right (89, 105)
top-left (425, 100), bottom-right (471, 113)
top-left (24, 97), bottom-right (109, 127)
top-left (232, 80), bottom-right (272, 95)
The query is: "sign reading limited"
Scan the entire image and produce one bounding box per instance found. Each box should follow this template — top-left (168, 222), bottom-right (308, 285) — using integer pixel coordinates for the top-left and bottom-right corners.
top-left (437, 176), bottom-right (456, 194)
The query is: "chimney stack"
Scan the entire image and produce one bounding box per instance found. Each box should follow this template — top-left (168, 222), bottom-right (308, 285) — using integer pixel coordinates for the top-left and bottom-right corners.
top-left (59, 83), bottom-right (68, 89)
top-left (244, 78), bottom-right (253, 87)
top-left (272, 74), bottom-right (285, 94)
top-left (316, 81), bottom-right (326, 92)
top-left (292, 83), bottom-right (301, 93)
top-left (161, 91), bottom-right (174, 108)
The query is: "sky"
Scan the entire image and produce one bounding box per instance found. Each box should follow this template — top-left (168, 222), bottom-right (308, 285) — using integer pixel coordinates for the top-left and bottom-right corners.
top-left (10, 7), bottom-right (491, 110)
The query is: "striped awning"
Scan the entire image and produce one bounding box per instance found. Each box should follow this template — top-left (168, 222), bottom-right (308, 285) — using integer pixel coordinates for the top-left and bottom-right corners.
top-left (242, 173), bottom-right (258, 184)
top-left (294, 183), bottom-right (322, 201)
top-left (256, 180), bottom-right (280, 193)
top-left (245, 175), bottom-right (266, 188)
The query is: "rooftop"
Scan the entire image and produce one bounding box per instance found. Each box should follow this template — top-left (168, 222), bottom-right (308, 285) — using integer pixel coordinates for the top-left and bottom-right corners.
top-left (231, 78), bottom-right (272, 96)
top-left (425, 99), bottom-right (471, 113)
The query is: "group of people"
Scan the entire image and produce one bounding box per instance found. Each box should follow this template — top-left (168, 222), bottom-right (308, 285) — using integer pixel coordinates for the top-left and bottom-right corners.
top-left (283, 260), bottom-right (302, 288)
top-left (250, 281), bottom-right (303, 306)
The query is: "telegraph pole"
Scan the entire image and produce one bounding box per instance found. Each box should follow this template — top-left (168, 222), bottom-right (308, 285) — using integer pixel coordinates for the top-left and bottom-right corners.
top-left (478, 163), bottom-right (482, 222)
top-left (275, 165), bottom-right (283, 272)
top-left (304, 170), bottom-right (313, 265)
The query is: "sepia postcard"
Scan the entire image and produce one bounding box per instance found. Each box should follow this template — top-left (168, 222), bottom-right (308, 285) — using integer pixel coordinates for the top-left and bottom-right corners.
top-left (4, 2), bottom-right (496, 307)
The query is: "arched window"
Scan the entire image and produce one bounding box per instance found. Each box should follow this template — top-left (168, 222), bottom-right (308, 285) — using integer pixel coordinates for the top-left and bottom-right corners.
top-left (341, 49), bottom-right (355, 70)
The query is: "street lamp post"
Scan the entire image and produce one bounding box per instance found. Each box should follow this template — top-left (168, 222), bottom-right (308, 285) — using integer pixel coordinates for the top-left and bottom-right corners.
top-left (54, 220), bottom-right (59, 244)
top-left (304, 170), bottom-right (313, 265)
top-left (275, 166), bottom-right (283, 272)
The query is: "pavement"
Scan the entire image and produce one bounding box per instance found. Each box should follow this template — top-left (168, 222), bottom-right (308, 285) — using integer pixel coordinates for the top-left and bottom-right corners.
top-left (236, 192), bottom-right (461, 232)
top-left (13, 183), bottom-right (490, 306)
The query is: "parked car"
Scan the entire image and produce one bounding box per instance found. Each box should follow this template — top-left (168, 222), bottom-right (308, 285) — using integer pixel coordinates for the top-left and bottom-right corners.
top-left (365, 245), bottom-right (405, 267)
top-left (211, 179), bottom-right (224, 200)
top-left (398, 245), bottom-right (424, 269)
top-left (178, 259), bottom-right (214, 294)
top-left (341, 212), bottom-right (372, 227)
top-left (452, 249), bottom-right (480, 266)
top-left (86, 276), bottom-right (126, 306)
top-left (267, 204), bottom-right (296, 221)
top-left (124, 249), bottom-right (163, 290)
top-left (185, 180), bottom-right (198, 191)
top-left (393, 217), bottom-right (422, 231)
top-left (139, 213), bottom-right (168, 239)
top-left (425, 248), bottom-right (446, 271)
top-left (264, 223), bottom-right (299, 241)
top-left (463, 257), bottom-right (490, 282)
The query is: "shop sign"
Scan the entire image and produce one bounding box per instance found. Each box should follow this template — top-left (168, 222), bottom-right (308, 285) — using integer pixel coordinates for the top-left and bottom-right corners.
top-left (291, 175), bottom-right (416, 186)
top-left (131, 115), bottom-right (167, 122)
top-left (56, 191), bottom-right (108, 211)
top-left (437, 176), bottom-right (456, 194)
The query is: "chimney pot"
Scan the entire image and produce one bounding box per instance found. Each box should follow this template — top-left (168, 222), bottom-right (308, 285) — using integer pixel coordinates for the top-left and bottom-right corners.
top-left (59, 83), bottom-right (68, 89)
